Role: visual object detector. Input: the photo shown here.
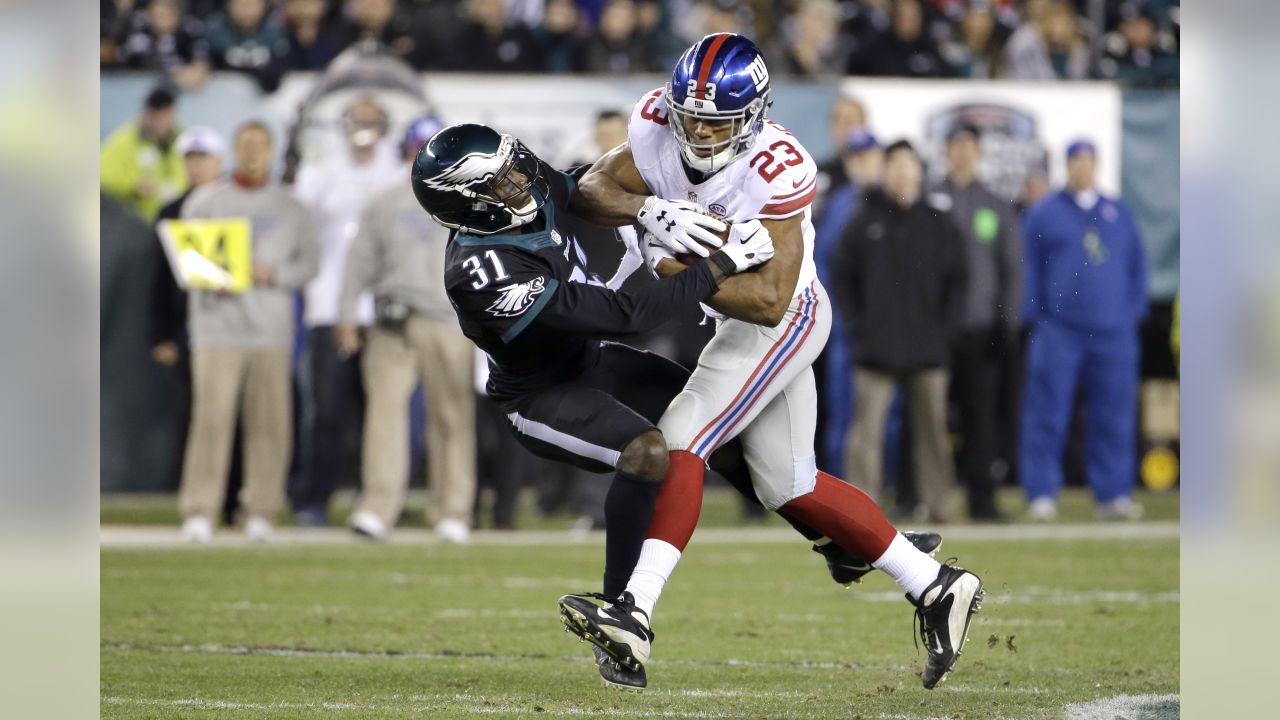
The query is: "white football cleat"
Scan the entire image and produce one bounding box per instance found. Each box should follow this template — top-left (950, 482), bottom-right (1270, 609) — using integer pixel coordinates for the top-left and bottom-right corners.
top-left (1096, 497), bottom-right (1145, 521)
top-left (1027, 497), bottom-right (1058, 522)
top-left (436, 518), bottom-right (470, 544)
top-left (181, 516), bottom-right (213, 544)
top-left (244, 516), bottom-right (274, 543)
top-left (348, 510), bottom-right (389, 540)
top-left (910, 561), bottom-right (984, 689)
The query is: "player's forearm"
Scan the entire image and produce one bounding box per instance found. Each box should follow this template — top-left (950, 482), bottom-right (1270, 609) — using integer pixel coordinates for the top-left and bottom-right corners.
top-left (544, 261), bottom-right (723, 337)
top-left (703, 271), bottom-right (788, 326)
top-left (571, 171), bottom-right (648, 227)
top-left (656, 251), bottom-right (790, 326)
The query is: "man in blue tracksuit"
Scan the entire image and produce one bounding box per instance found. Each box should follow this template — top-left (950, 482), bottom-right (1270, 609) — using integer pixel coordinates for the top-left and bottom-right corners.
top-left (1020, 140), bottom-right (1148, 520)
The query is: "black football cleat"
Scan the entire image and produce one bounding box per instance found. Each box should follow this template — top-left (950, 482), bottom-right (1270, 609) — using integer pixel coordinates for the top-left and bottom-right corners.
top-left (909, 560), bottom-right (984, 689)
top-left (813, 531), bottom-right (944, 586)
top-left (558, 591), bottom-right (654, 674)
top-left (592, 644), bottom-right (647, 691)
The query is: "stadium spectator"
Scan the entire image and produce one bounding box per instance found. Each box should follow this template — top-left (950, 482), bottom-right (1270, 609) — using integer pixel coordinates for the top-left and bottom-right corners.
top-left (578, 0), bottom-right (661, 73)
top-left (1098, 2), bottom-right (1179, 87)
top-left (812, 126), bottom-right (882, 475)
top-left (448, 0), bottom-right (546, 71)
top-left (338, 117), bottom-right (476, 542)
top-left (830, 140), bottom-right (967, 522)
top-left (561, 110), bottom-right (629, 166)
top-left (283, 0), bottom-right (348, 71)
top-left (100, 86), bottom-right (187, 223)
top-left (291, 97), bottom-right (404, 527)
top-left (1001, 0), bottom-right (1090, 80)
top-left (150, 126), bottom-right (227, 368)
top-left (204, 0), bottom-right (291, 91)
top-left (775, 0), bottom-right (844, 79)
top-left (111, 0), bottom-right (211, 88)
top-left (927, 123), bottom-right (1020, 521)
top-left (814, 95), bottom-right (868, 202)
top-left (847, 0), bottom-right (955, 78)
top-left (1020, 140), bottom-right (1148, 521)
top-left (148, 127), bottom-right (230, 498)
top-left (819, 94), bottom-right (870, 198)
top-left (684, 0), bottom-right (754, 42)
top-left (536, 0), bottom-right (585, 74)
top-left (177, 121), bottom-right (318, 543)
top-left (338, 0), bottom-right (420, 67)
top-left (943, 0), bottom-right (1011, 78)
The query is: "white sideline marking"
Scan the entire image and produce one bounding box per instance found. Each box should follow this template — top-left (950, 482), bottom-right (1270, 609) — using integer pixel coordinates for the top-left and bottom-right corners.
top-left (101, 693), bottom-right (1039, 719)
top-left (1063, 693), bottom-right (1180, 719)
top-left (101, 694), bottom-right (788, 718)
top-left (100, 521), bottom-right (1179, 549)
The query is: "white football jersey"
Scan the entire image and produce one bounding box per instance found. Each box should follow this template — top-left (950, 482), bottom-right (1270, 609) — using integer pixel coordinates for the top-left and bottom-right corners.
top-left (628, 86), bottom-right (818, 298)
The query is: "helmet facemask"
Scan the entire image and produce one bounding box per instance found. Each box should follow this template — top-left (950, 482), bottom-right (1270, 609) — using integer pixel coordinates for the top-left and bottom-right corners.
top-left (665, 84), bottom-right (769, 174)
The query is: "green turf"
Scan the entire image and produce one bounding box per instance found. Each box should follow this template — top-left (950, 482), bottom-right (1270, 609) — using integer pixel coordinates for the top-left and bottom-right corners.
top-left (101, 527), bottom-right (1178, 718)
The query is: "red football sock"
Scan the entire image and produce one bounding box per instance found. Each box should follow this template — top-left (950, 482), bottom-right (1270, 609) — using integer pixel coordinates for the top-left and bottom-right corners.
top-left (779, 471), bottom-right (897, 560)
top-left (644, 450), bottom-right (706, 551)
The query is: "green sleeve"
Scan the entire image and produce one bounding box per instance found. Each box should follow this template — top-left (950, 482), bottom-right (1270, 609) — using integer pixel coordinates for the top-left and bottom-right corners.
top-left (99, 127), bottom-right (141, 202)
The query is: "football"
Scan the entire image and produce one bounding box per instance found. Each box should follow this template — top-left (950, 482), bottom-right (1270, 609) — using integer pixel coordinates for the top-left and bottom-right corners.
top-left (675, 222), bottom-right (732, 265)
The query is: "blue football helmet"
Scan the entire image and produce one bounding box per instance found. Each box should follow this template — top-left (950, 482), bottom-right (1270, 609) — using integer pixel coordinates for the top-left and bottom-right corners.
top-left (666, 33), bottom-right (773, 174)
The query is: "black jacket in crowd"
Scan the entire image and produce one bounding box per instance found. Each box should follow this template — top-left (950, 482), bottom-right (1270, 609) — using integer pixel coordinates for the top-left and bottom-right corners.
top-left (828, 189), bottom-right (969, 373)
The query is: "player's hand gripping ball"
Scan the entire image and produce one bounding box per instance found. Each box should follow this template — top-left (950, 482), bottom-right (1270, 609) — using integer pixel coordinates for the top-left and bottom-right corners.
top-left (675, 222), bottom-right (732, 265)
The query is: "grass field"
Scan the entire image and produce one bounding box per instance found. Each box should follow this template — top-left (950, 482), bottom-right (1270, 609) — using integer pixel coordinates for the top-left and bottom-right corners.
top-left (101, 490), bottom-right (1179, 719)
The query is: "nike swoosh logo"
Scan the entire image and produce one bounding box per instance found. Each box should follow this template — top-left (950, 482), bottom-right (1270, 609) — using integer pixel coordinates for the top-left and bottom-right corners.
top-left (739, 228), bottom-right (760, 245)
top-left (792, 177), bottom-right (808, 189)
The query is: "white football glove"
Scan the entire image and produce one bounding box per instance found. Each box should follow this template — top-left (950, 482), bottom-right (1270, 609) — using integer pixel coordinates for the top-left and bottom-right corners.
top-left (639, 231), bottom-right (677, 278)
top-left (636, 196), bottom-right (726, 258)
top-left (607, 226), bottom-right (645, 290)
top-left (715, 220), bottom-right (774, 273)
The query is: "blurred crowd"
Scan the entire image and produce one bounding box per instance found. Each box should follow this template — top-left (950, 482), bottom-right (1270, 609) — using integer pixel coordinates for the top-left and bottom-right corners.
top-left (100, 74), bottom-right (1170, 542)
top-left (101, 0), bottom-right (1179, 89)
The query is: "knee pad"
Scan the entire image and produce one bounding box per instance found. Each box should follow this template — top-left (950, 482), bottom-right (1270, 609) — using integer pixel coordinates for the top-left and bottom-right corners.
top-left (757, 455), bottom-right (818, 511)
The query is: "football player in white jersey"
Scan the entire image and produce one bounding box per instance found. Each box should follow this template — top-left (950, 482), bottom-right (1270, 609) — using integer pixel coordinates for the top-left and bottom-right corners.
top-left (560, 33), bottom-right (985, 690)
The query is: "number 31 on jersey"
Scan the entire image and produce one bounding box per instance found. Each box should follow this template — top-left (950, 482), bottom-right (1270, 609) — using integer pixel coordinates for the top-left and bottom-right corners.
top-left (464, 250), bottom-right (511, 289)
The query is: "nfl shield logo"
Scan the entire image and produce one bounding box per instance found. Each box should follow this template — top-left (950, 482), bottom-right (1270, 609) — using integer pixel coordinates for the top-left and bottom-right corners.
top-left (687, 191), bottom-right (698, 202)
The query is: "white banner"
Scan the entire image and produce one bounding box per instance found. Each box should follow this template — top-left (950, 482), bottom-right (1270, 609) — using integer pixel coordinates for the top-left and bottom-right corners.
top-left (839, 78), bottom-right (1123, 199)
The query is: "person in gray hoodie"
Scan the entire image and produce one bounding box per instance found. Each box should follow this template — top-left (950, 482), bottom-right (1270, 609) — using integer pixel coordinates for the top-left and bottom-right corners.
top-left (177, 120), bottom-right (318, 542)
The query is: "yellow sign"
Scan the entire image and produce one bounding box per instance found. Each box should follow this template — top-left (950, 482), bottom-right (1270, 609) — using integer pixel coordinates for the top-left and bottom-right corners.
top-left (158, 218), bottom-right (253, 293)
top-left (1140, 446), bottom-right (1179, 491)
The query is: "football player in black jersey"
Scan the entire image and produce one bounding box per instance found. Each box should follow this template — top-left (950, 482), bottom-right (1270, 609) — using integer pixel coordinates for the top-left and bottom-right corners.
top-left (412, 123), bottom-right (940, 689)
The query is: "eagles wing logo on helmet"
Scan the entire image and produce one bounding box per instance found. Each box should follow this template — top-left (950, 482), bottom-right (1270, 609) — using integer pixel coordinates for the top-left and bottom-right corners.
top-left (486, 276), bottom-right (547, 317)
top-left (423, 151), bottom-right (504, 191)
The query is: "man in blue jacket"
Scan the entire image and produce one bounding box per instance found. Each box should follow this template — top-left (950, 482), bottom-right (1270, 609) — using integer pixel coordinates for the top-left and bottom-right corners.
top-left (1021, 140), bottom-right (1148, 520)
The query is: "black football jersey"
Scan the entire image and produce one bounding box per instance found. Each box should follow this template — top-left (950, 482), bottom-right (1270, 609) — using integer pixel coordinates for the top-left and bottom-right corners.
top-left (443, 163), bottom-right (721, 404)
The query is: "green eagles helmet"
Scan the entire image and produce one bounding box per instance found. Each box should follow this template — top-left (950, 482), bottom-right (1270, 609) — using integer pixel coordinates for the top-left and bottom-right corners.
top-left (411, 123), bottom-right (550, 235)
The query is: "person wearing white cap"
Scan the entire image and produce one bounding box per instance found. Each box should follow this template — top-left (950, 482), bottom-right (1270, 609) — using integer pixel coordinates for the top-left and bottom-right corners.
top-left (150, 127), bottom-right (229, 544)
top-left (338, 116), bottom-right (477, 542)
